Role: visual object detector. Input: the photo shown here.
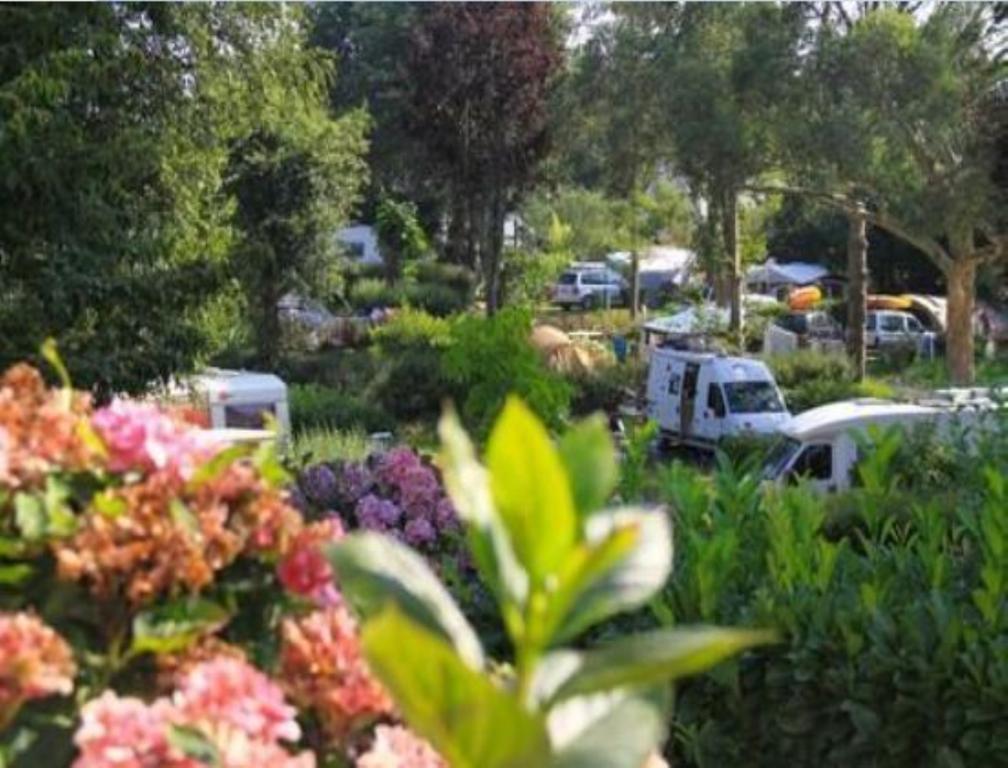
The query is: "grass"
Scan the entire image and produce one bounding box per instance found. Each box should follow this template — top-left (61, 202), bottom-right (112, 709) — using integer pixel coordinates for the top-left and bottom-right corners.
top-left (289, 426), bottom-right (373, 467)
top-left (872, 354), bottom-right (1008, 391)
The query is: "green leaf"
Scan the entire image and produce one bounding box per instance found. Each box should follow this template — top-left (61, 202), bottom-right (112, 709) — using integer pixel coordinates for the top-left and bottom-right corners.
top-left (545, 626), bottom-right (778, 704)
top-left (186, 444), bottom-right (252, 491)
top-left (170, 500), bottom-right (199, 537)
top-left (130, 597), bottom-right (230, 656)
top-left (438, 407), bottom-right (528, 616)
top-left (361, 606), bottom-right (550, 768)
top-left (558, 415), bottom-right (618, 517)
top-left (549, 687), bottom-right (670, 768)
top-left (92, 490), bottom-right (127, 519)
top-left (327, 532), bottom-right (485, 669)
top-left (556, 508), bottom-right (673, 642)
top-left (0, 564), bottom-right (33, 585)
top-left (43, 476), bottom-right (75, 537)
top-left (486, 397), bottom-right (577, 584)
top-left (167, 725), bottom-right (221, 767)
top-left (40, 337), bottom-right (72, 390)
top-left (14, 494), bottom-right (45, 541)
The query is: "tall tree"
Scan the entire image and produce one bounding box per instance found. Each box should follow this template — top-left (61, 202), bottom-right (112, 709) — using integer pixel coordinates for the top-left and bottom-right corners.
top-left (407, 3), bottom-right (563, 313)
top-left (785, 6), bottom-right (1008, 384)
top-left (660, 4), bottom-right (806, 336)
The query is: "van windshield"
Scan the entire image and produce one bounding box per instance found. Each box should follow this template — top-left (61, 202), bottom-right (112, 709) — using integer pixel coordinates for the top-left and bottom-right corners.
top-left (723, 381), bottom-right (785, 413)
top-left (762, 436), bottom-right (801, 480)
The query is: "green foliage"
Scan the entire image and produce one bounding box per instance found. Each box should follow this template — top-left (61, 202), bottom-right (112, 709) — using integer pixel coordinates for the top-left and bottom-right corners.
top-left (766, 351), bottom-right (894, 412)
top-left (652, 421), bottom-right (1008, 768)
top-left (289, 426), bottom-right (371, 468)
top-left (413, 262), bottom-right (479, 299)
top-left (569, 360), bottom-right (646, 419)
top-left (442, 309), bottom-right (572, 437)
top-left (375, 196), bottom-right (432, 281)
top-left (349, 278), bottom-right (403, 311)
top-left (289, 383), bottom-right (393, 434)
top-left (403, 282), bottom-right (470, 317)
top-left (328, 399), bottom-right (774, 768)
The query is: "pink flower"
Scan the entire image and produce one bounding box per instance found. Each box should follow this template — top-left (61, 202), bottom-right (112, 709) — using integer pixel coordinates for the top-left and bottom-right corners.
top-left (73, 692), bottom-right (189, 768)
top-left (92, 399), bottom-right (222, 480)
top-left (356, 725), bottom-right (447, 768)
top-left (174, 657), bottom-right (301, 744)
top-left (0, 612), bottom-right (75, 727)
top-left (277, 520), bottom-right (344, 607)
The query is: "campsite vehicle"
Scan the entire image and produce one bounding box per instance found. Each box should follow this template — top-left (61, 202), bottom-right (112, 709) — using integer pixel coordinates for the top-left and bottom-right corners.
top-left (552, 264), bottom-right (627, 309)
top-left (762, 393), bottom-right (1003, 493)
top-left (175, 369), bottom-right (291, 438)
top-left (763, 310), bottom-right (845, 356)
top-left (645, 348), bottom-right (790, 448)
top-left (865, 310), bottom-right (936, 351)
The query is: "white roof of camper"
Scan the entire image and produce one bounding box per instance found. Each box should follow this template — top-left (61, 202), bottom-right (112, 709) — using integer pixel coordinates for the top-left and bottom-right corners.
top-left (782, 399), bottom-right (940, 442)
top-left (746, 259), bottom-right (829, 286)
top-left (190, 369), bottom-right (287, 402)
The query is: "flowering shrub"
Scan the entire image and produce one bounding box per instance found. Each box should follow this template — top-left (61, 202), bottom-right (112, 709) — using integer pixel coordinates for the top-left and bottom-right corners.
top-left (293, 447), bottom-right (461, 557)
top-left (0, 361), bottom-right (438, 767)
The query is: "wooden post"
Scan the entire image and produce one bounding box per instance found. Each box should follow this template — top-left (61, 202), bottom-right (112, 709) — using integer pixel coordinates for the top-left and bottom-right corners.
top-left (630, 250), bottom-right (640, 320)
top-left (846, 205), bottom-right (868, 381)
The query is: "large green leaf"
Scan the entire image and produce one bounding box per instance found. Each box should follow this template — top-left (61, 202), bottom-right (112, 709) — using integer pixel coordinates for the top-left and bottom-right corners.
top-left (555, 508), bottom-right (673, 643)
top-left (558, 415), bottom-right (618, 518)
top-left (549, 686), bottom-right (671, 768)
top-left (485, 398), bottom-right (577, 584)
top-left (438, 407), bottom-right (528, 617)
top-left (327, 532), bottom-right (484, 669)
top-left (545, 625), bottom-right (778, 704)
top-left (361, 606), bottom-right (551, 768)
top-left (130, 597), bottom-right (230, 656)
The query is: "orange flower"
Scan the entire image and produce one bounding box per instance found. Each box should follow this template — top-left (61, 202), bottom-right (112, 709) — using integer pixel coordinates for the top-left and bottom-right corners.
top-left (278, 607), bottom-right (394, 743)
top-left (0, 612), bottom-right (75, 728)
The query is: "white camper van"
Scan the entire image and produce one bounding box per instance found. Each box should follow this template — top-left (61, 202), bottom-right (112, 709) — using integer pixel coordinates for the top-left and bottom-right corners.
top-left (645, 349), bottom-right (790, 448)
top-left (762, 393), bottom-right (1003, 493)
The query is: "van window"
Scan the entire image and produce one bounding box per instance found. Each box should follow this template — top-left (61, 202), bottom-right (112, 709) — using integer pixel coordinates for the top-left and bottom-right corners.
top-left (707, 384), bottom-right (726, 418)
top-left (866, 314), bottom-right (877, 331)
top-left (581, 271), bottom-right (606, 285)
top-left (792, 444), bottom-right (832, 481)
top-left (762, 437), bottom-right (801, 480)
top-left (224, 403), bottom-right (275, 429)
top-left (907, 316), bottom-right (923, 333)
top-left (722, 381), bottom-right (785, 413)
top-left (667, 372), bottom-right (680, 395)
top-left (880, 314), bottom-right (903, 332)
top-left (558, 271), bottom-right (577, 285)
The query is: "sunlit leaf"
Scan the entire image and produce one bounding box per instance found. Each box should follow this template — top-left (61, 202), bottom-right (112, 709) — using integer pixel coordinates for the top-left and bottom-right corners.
top-left (131, 597), bottom-right (230, 656)
top-left (558, 415), bottom-right (618, 517)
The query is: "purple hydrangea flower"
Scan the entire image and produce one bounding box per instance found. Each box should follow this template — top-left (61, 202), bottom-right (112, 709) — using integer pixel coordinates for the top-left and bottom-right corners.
top-left (337, 461), bottom-right (374, 505)
top-left (434, 497), bottom-right (459, 531)
top-left (300, 463), bottom-right (339, 507)
top-left (355, 494), bottom-right (402, 531)
top-left (404, 517), bottom-right (436, 548)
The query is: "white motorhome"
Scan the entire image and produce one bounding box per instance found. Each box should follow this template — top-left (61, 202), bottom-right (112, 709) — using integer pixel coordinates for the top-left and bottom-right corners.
top-left (762, 394), bottom-right (1004, 493)
top-left (645, 348), bottom-right (790, 448)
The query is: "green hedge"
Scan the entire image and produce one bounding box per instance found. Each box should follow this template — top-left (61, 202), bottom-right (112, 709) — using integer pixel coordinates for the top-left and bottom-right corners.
top-left (653, 421), bottom-right (1008, 767)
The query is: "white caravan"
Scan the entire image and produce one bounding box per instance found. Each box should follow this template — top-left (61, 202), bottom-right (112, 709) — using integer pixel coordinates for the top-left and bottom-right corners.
top-left (761, 393), bottom-right (1004, 493)
top-left (645, 349), bottom-right (790, 448)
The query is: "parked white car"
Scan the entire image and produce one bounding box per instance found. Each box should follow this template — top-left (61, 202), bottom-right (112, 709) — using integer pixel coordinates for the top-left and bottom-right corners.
top-left (763, 310), bottom-right (845, 356)
top-left (865, 310), bottom-right (936, 351)
top-left (645, 349), bottom-right (791, 449)
top-left (552, 265), bottom-right (627, 310)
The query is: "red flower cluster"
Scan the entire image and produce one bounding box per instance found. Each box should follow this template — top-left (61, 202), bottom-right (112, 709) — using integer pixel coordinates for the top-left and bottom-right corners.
top-left (0, 364), bottom-right (95, 494)
top-left (0, 612), bottom-right (75, 728)
top-left (277, 519), bottom-right (345, 607)
top-left (278, 607), bottom-right (394, 742)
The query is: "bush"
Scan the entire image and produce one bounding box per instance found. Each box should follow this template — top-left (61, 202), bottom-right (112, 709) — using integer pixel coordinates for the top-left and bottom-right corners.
top-left (442, 307), bottom-right (572, 436)
top-left (349, 277), bottom-right (402, 310)
top-left (370, 307), bottom-right (453, 351)
top-left (290, 426), bottom-right (372, 467)
top-left (569, 359), bottom-right (646, 417)
top-left (413, 261), bottom-right (478, 298)
top-left (289, 382), bottom-right (394, 433)
top-left (402, 281), bottom-right (469, 316)
top-left (767, 350), bottom-right (894, 412)
top-left (652, 425), bottom-right (1008, 768)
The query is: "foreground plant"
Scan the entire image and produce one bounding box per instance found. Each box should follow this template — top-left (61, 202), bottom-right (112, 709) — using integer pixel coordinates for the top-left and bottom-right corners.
top-left (328, 399), bottom-right (776, 768)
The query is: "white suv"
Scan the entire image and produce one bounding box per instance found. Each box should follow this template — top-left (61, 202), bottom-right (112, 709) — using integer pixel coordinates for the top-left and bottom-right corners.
top-left (865, 310), bottom-right (936, 351)
top-left (552, 267), bottom-right (627, 310)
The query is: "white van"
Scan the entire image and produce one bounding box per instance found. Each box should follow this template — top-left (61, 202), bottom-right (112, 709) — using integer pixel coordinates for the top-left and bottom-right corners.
top-left (761, 394), bottom-right (1003, 493)
top-left (645, 349), bottom-right (790, 448)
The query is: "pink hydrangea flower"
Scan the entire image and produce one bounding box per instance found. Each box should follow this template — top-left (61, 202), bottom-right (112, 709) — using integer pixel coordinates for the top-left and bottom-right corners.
top-left (356, 725), bottom-right (447, 768)
top-left (174, 657), bottom-right (301, 744)
top-left (92, 399), bottom-right (222, 480)
top-left (74, 692), bottom-right (186, 768)
top-left (0, 612), bottom-right (75, 726)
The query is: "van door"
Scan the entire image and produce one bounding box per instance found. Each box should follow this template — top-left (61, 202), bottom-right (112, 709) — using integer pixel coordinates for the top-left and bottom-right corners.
top-left (646, 353), bottom-right (682, 433)
top-left (788, 442), bottom-right (836, 493)
top-left (699, 380), bottom-right (727, 443)
top-left (680, 362), bottom-right (701, 439)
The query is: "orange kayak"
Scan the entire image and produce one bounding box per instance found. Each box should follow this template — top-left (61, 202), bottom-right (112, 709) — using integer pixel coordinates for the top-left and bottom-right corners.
top-left (787, 286), bottom-right (822, 310)
top-left (867, 294), bottom-right (913, 310)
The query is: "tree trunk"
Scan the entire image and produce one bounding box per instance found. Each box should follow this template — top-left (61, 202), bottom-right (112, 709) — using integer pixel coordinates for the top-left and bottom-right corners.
top-left (721, 189), bottom-right (742, 336)
top-left (630, 250), bottom-right (640, 319)
top-left (846, 207), bottom-right (868, 381)
top-left (484, 187), bottom-right (505, 316)
top-left (445, 192), bottom-right (468, 266)
top-left (945, 256), bottom-right (976, 386)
